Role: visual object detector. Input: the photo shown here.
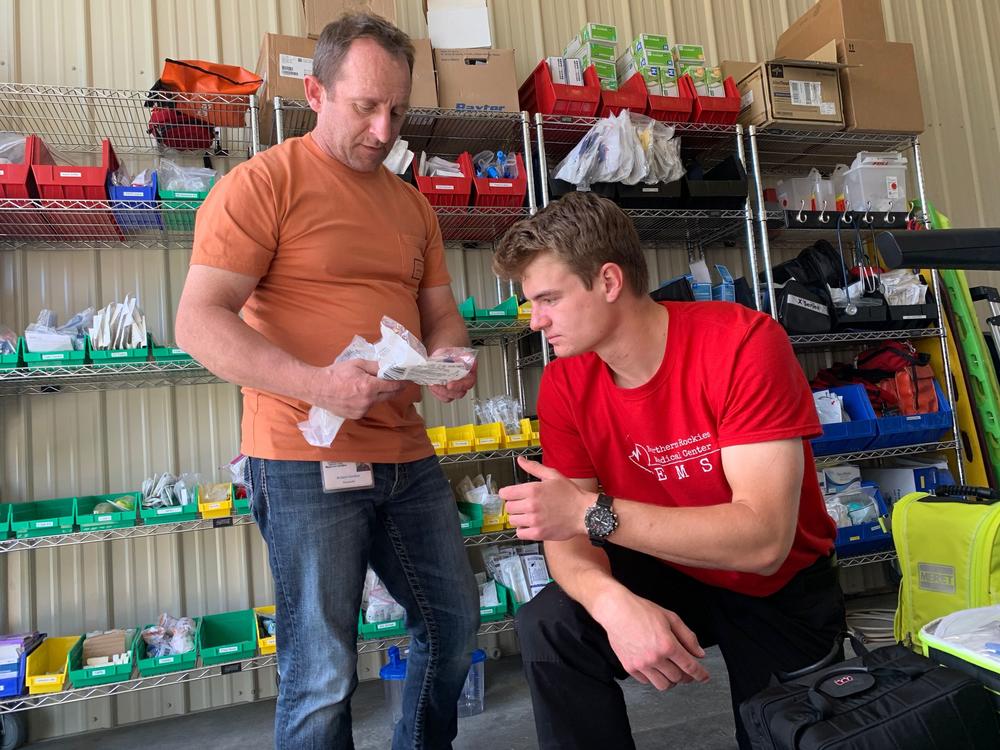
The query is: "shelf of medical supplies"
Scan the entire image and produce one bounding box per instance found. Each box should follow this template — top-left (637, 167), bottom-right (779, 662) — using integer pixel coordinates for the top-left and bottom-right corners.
top-left (839, 550), bottom-right (898, 569)
top-left (0, 82), bottom-right (257, 158)
top-left (437, 446), bottom-right (541, 466)
top-left (0, 360), bottom-right (220, 396)
top-left (0, 514), bottom-right (257, 553)
top-left (436, 207), bottom-right (531, 243)
top-left (272, 100), bottom-right (527, 155)
top-left (534, 116), bottom-right (740, 165)
top-left (465, 319), bottom-right (534, 346)
top-left (0, 617), bottom-right (518, 713)
top-left (790, 328), bottom-right (944, 350)
top-left (749, 128), bottom-right (914, 175)
top-left (813, 440), bottom-right (958, 467)
top-left (0, 199), bottom-right (204, 249)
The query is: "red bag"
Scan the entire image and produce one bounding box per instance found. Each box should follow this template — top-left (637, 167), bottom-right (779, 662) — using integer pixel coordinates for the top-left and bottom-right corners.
top-left (855, 341), bottom-right (927, 373)
top-left (156, 59), bottom-right (261, 128)
top-left (147, 107), bottom-right (215, 151)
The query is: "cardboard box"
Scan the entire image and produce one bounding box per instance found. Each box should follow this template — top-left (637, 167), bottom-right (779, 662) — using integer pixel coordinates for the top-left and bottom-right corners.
top-left (409, 37), bottom-right (438, 108)
top-left (581, 23), bottom-right (617, 44)
top-left (775, 0), bottom-right (885, 60)
top-left (706, 66), bottom-right (725, 98)
top-left (546, 57), bottom-right (584, 87)
top-left (632, 34), bottom-right (670, 55)
top-left (862, 460), bottom-right (955, 505)
top-left (427, 0), bottom-right (492, 49)
top-left (565, 39), bottom-right (617, 62)
top-left (823, 465), bottom-right (862, 496)
top-left (302, 0), bottom-right (396, 38)
top-left (434, 48), bottom-right (518, 112)
top-left (672, 43), bottom-right (706, 65)
top-left (580, 55), bottom-right (616, 80)
top-left (618, 48), bottom-right (673, 70)
top-left (256, 33), bottom-right (316, 145)
top-left (810, 39), bottom-right (924, 134)
top-left (729, 59), bottom-right (845, 130)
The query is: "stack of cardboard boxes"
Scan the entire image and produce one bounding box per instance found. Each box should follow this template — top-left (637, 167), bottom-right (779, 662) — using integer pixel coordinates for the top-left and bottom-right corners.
top-left (617, 35), bottom-right (677, 97)
top-left (256, 0), bottom-right (519, 146)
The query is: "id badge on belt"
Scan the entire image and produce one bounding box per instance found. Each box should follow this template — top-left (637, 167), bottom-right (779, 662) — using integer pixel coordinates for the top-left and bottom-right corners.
top-left (321, 462), bottom-right (375, 492)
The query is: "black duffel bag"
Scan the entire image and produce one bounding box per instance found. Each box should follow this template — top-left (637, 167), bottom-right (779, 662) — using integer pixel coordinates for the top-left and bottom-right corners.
top-left (740, 635), bottom-right (1000, 749)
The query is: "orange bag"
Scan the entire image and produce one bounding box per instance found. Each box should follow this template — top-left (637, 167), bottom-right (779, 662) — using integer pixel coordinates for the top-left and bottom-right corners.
top-left (895, 364), bottom-right (939, 416)
top-left (156, 59), bottom-right (262, 128)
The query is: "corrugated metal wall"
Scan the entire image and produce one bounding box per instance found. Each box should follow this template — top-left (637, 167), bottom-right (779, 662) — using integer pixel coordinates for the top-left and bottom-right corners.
top-left (1, 0), bottom-right (998, 740)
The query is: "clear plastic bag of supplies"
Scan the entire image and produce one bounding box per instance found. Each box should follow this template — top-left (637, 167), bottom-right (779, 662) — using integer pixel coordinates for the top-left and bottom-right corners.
top-left (299, 317), bottom-right (477, 447)
top-left (474, 395), bottom-right (523, 435)
top-left (0, 325), bottom-right (16, 356)
top-left (363, 568), bottom-right (405, 624)
top-left (824, 485), bottom-right (880, 529)
top-left (25, 307), bottom-right (94, 352)
top-left (0, 133), bottom-right (26, 165)
top-left (142, 613), bottom-right (196, 658)
top-left (157, 158), bottom-right (216, 192)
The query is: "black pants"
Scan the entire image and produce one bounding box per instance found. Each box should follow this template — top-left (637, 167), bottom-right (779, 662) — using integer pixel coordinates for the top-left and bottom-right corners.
top-left (516, 546), bottom-right (846, 750)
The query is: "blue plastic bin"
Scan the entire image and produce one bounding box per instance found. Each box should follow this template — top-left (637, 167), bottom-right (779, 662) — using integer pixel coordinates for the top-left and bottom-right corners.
top-left (811, 384), bottom-right (877, 456)
top-left (110, 172), bottom-right (160, 231)
top-left (0, 633), bottom-right (45, 698)
top-left (869, 380), bottom-right (952, 449)
top-left (834, 483), bottom-right (893, 557)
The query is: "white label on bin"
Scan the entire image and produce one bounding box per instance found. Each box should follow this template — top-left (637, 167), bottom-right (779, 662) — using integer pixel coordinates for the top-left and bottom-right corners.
top-left (111, 351), bottom-right (127, 358)
top-left (279, 54), bottom-right (312, 79)
top-left (171, 348), bottom-right (185, 355)
top-left (820, 101), bottom-right (836, 115)
top-left (158, 507), bottom-right (183, 515)
top-left (123, 191), bottom-right (144, 198)
top-left (433, 184), bottom-right (455, 190)
top-left (789, 80), bottom-right (821, 107)
top-left (35, 521), bottom-right (54, 528)
top-left (453, 440), bottom-right (471, 447)
top-left (786, 294), bottom-right (829, 316)
top-left (41, 353), bottom-right (63, 360)
top-left (35, 677), bottom-right (58, 684)
top-left (91, 669), bottom-right (107, 676)
top-left (97, 515), bottom-right (112, 522)
top-left (59, 171), bottom-right (82, 178)
top-left (377, 622), bottom-right (396, 630)
top-left (886, 176), bottom-right (901, 199)
top-left (218, 646), bottom-right (238, 654)
top-left (487, 311), bottom-right (505, 316)
top-left (0, 169), bottom-right (5, 176)
top-left (488, 181), bottom-right (513, 188)
top-left (642, 187), bottom-right (658, 193)
top-left (906, 416), bottom-right (920, 421)
top-left (159, 656), bottom-right (175, 664)
top-left (175, 192), bottom-right (198, 198)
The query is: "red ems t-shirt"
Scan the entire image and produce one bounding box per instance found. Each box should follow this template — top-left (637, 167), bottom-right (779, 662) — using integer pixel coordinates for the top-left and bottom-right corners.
top-left (538, 301), bottom-right (836, 597)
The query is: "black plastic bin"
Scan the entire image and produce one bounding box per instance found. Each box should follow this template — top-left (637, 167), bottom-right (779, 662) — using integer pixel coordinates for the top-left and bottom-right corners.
top-left (547, 173), bottom-right (616, 201)
top-left (616, 179), bottom-right (684, 209)
top-left (684, 155), bottom-right (749, 209)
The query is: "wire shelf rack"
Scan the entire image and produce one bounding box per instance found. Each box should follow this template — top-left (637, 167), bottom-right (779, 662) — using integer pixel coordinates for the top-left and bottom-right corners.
top-left (0, 360), bottom-right (220, 396)
top-left (839, 550), bottom-right (898, 569)
top-left (813, 441), bottom-right (958, 467)
top-left (626, 208), bottom-right (750, 245)
top-left (0, 83), bottom-right (257, 158)
top-left (436, 207), bottom-right (530, 243)
top-left (750, 128), bottom-right (915, 175)
top-left (437, 447), bottom-right (541, 465)
top-left (791, 328), bottom-right (944, 350)
top-left (466, 319), bottom-right (533, 346)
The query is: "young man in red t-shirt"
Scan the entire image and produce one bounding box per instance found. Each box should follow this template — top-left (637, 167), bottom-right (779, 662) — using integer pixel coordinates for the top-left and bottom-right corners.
top-left (493, 192), bottom-right (844, 749)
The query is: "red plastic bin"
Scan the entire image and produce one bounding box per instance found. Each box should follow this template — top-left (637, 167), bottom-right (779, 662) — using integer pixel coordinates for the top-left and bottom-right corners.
top-left (646, 77), bottom-right (694, 124)
top-left (687, 75), bottom-right (741, 125)
top-left (414, 151), bottom-right (473, 207)
top-left (464, 152), bottom-right (527, 207)
top-left (586, 67), bottom-right (647, 118)
top-left (519, 59), bottom-right (600, 117)
top-left (32, 139), bottom-right (124, 241)
top-left (0, 135), bottom-right (56, 238)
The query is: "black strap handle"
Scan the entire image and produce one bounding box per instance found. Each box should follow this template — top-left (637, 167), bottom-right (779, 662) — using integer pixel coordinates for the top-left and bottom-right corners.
top-left (969, 286), bottom-right (1000, 304)
top-left (922, 485), bottom-right (1000, 504)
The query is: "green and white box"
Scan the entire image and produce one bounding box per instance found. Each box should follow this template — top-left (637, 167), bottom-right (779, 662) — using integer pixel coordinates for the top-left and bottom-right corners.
top-left (616, 50), bottom-right (675, 78)
top-left (631, 33), bottom-right (670, 56)
top-left (579, 54), bottom-right (616, 80)
top-left (679, 63), bottom-right (709, 96)
top-left (566, 37), bottom-right (617, 62)
top-left (672, 43), bottom-right (706, 65)
top-left (599, 78), bottom-right (619, 91)
top-left (580, 22), bottom-right (617, 44)
top-left (706, 66), bottom-right (725, 98)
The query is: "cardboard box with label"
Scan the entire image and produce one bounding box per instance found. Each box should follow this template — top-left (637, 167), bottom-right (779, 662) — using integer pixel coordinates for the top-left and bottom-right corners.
top-left (410, 37), bottom-right (439, 109)
top-left (427, 0), bottom-right (492, 49)
top-left (581, 23), bottom-right (617, 44)
top-left (256, 33), bottom-right (316, 145)
top-left (434, 48), bottom-right (519, 112)
top-left (302, 0), bottom-right (396, 38)
top-left (724, 59), bottom-right (845, 131)
top-left (775, 0), bottom-right (885, 60)
top-left (809, 39), bottom-right (924, 134)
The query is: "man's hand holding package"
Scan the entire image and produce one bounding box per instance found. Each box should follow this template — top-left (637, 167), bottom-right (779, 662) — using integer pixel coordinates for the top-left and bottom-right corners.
top-left (428, 357), bottom-right (477, 403)
top-left (310, 359), bottom-right (406, 420)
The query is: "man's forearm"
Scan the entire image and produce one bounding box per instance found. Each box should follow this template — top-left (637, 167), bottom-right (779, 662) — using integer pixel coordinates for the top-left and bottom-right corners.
top-left (177, 303), bottom-right (319, 404)
top-left (546, 537), bottom-right (631, 615)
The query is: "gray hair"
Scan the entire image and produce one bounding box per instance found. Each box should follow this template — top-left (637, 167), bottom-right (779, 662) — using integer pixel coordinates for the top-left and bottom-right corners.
top-left (313, 12), bottom-right (414, 89)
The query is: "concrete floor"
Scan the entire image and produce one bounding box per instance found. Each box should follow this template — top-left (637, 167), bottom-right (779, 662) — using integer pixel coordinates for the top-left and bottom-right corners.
top-left (32, 648), bottom-right (738, 749)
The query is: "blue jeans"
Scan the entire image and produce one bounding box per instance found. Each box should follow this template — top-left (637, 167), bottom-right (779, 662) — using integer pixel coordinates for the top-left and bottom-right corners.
top-left (247, 456), bottom-right (480, 749)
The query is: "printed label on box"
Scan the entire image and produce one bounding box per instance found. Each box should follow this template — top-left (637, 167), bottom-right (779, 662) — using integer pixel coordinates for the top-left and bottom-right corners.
top-left (790, 81), bottom-right (822, 107)
top-left (123, 191), bottom-right (144, 198)
top-left (279, 54), bottom-right (312, 79)
top-left (434, 184), bottom-right (455, 190)
top-left (59, 171), bottom-right (82, 178)
top-left (91, 669), bottom-right (107, 676)
top-left (740, 89), bottom-right (754, 110)
top-left (820, 102), bottom-right (836, 115)
top-left (886, 176), bottom-right (901, 199)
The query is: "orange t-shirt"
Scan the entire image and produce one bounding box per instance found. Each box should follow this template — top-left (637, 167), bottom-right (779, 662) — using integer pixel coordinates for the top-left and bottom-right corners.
top-left (190, 133), bottom-right (451, 462)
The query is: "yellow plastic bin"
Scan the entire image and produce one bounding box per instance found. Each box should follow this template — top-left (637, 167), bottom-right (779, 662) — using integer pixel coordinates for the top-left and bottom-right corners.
top-left (254, 606), bottom-right (276, 656)
top-left (196, 483), bottom-right (233, 519)
top-left (426, 426), bottom-right (447, 456)
top-left (502, 418), bottom-right (534, 449)
top-left (25, 635), bottom-right (79, 694)
top-left (445, 424), bottom-right (475, 455)
top-left (530, 419), bottom-right (541, 446)
top-left (473, 422), bottom-right (503, 452)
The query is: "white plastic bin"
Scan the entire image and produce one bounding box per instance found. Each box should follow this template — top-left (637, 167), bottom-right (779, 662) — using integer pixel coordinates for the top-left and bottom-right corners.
top-left (777, 168), bottom-right (833, 212)
top-left (843, 152), bottom-right (908, 213)
top-left (457, 648), bottom-right (487, 718)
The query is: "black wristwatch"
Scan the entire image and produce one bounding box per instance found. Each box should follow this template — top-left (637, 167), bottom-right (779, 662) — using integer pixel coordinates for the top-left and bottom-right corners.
top-left (584, 493), bottom-right (618, 547)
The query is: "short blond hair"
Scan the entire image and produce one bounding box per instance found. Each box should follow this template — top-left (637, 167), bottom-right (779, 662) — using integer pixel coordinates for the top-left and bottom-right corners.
top-left (493, 192), bottom-right (647, 296)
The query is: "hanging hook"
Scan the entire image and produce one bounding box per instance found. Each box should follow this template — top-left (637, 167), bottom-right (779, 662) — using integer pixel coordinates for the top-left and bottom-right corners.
top-left (796, 199), bottom-right (807, 224)
top-left (862, 200), bottom-right (873, 226)
top-left (818, 200), bottom-right (830, 224)
top-left (841, 200), bottom-right (853, 225)
top-left (905, 201), bottom-right (916, 224)
top-left (883, 200), bottom-right (894, 225)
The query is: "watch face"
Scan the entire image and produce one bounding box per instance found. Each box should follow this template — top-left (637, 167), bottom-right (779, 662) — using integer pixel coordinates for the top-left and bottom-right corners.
top-left (585, 505), bottom-right (617, 538)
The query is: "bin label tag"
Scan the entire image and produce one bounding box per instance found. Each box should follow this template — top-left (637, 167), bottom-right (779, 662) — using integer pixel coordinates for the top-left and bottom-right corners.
top-left (322, 462), bottom-right (374, 493)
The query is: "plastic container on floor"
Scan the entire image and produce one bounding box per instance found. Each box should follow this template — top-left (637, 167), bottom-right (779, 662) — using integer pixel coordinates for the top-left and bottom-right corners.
top-left (457, 649), bottom-right (487, 718)
top-left (869, 380), bottom-right (953, 449)
top-left (519, 59), bottom-right (600, 117)
top-left (68, 631), bottom-right (137, 687)
top-left (25, 636), bottom-right (78, 694)
top-left (0, 633), bottom-right (44, 698)
top-left (254, 606), bottom-right (276, 656)
top-left (380, 646), bottom-right (407, 728)
top-left (75, 492), bottom-right (140, 531)
top-left (811, 384), bottom-right (878, 456)
top-left (10, 497), bottom-right (77, 538)
top-left (198, 610), bottom-right (257, 666)
top-left (135, 619), bottom-right (201, 677)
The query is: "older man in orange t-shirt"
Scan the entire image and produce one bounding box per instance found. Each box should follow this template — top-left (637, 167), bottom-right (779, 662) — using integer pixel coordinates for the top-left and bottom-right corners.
top-left (175, 13), bottom-right (479, 750)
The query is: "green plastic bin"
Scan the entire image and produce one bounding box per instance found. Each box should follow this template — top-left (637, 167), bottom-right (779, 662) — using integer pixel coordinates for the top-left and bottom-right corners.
top-left (199, 610), bottom-right (257, 666)
top-left (474, 296), bottom-right (519, 320)
top-left (68, 631), bottom-right (137, 687)
top-left (135, 619), bottom-right (201, 676)
top-left (233, 495), bottom-right (251, 515)
top-left (480, 579), bottom-right (509, 623)
top-left (0, 503), bottom-right (11, 538)
top-left (10, 497), bottom-right (76, 538)
top-left (457, 500), bottom-right (483, 537)
top-left (160, 181), bottom-right (213, 233)
top-left (21, 341), bottom-right (86, 369)
top-left (87, 335), bottom-right (149, 365)
top-left (458, 296), bottom-right (476, 320)
top-left (358, 609), bottom-right (407, 640)
top-left (0, 337), bottom-right (21, 370)
top-left (152, 344), bottom-right (194, 362)
top-left (76, 492), bottom-right (140, 531)
top-left (139, 502), bottom-right (198, 525)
